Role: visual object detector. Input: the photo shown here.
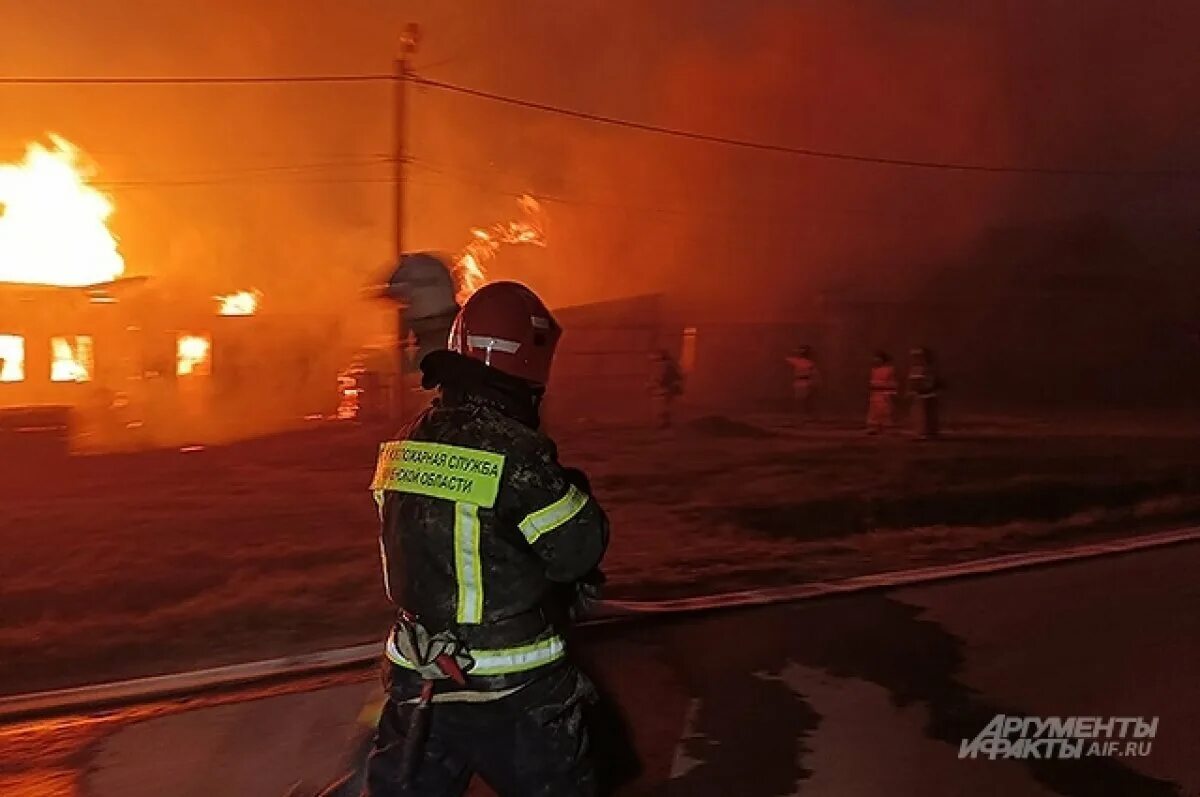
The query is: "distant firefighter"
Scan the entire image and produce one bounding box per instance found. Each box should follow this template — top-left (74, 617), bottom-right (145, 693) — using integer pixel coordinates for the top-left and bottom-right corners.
top-left (648, 349), bottom-right (684, 429)
top-left (907, 346), bottom-right (941, 439)
top-left (785, 345), bottom-right (821, 422)
top-left (381, 252), bottom-right (460, 367)
top-left (866, 350), bottom-right (898, 434)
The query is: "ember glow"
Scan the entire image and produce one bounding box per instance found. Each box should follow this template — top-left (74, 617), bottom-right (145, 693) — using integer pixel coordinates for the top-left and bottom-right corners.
top-left (0, 135), bottom-right (125, 287)
top-left (50, 336), bottom-right (94, 383)
top-left (0, 334), bottom-right (25, 382)
top-left (176, 334), bottom-right (212, 377)
top-left (216, 289), bottom-right (261, 316)
top-left (336, 367), bottom-right (362, 420)
top-left (454, 194), bottom-right (545, 303)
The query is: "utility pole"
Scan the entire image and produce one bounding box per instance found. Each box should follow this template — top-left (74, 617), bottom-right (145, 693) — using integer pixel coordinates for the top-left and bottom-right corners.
top-left (393, 23), bottom-right (419, 261)
top-left (391, 23), bottom-right (419, 422)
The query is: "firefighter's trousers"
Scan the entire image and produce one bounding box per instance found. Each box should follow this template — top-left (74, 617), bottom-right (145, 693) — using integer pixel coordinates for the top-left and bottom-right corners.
top-left (363, 665), bottom-right (597, 797)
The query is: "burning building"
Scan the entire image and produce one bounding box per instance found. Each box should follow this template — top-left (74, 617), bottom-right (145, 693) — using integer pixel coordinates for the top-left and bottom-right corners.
top-left (0, 278), bottom-right (350, 451)
top-left (0, 137), bottom-right (347, 452)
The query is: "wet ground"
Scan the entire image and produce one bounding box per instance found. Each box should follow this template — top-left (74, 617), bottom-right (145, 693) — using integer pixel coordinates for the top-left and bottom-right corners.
top-left (3, 540), bottom-right (1196, 796)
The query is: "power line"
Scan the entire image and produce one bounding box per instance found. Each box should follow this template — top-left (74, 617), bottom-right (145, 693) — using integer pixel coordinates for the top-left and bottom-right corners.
top-left (0, 74), bottom-right (390, 85)
top-left (5, 69), bottom-right (1195, 177)
top-left (411, 75), bottom-right (1200, 179)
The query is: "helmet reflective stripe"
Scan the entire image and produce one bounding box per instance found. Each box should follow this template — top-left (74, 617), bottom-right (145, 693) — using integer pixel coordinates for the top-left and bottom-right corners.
top-left (465, 334), bottom-right (521, 367)
top-left (465, 335), bottom-right (521, 354)
top-left (386, 633), bottom-right (566, 677)
top-left (454, 502), bottom-right (484, 624)
top-left (518, 486), bottom-right (590, 544)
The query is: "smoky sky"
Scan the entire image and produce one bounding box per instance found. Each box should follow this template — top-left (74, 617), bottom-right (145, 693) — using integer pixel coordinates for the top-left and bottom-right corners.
top-left (0, 0), bottom-right (1196, 321)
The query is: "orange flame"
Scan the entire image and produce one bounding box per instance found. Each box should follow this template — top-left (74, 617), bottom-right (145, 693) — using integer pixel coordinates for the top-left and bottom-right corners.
top-left (0, 135), bottom-right (125, 287)
top-left (50, 336), bottom-right (94, 383)
top-left (177, 335), bottom-right (212, 377)
top-left (454, 194), bottom-right (545, 304)
top-left (336, 368), bottom-right (362, 420)
top-left (216, 289), bottom-right (260, 316)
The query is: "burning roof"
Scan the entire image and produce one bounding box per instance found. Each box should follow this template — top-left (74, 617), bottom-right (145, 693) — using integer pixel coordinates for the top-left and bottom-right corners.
top-left (453, 194), bottom-right (545, 304)
top-left (0, 135), bottom-right (125, 287)
top-left (216, 289), bottom-right (261, 316)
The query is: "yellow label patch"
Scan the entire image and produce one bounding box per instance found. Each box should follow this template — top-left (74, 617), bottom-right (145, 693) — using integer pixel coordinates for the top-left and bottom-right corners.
top-left (370, 441), bottom-right (505, 508)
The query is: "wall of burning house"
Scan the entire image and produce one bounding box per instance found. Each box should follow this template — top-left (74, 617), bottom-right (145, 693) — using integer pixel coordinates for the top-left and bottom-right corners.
top-left (0, 285), bottom-right (129, 406)
top-left (0, 286), bottom-right (117, 455)
top-left (0, 282), bottom-right (350, 451)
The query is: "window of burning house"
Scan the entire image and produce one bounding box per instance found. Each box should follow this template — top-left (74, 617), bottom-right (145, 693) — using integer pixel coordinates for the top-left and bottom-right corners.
top-left (0, 334), bottom-right (26, 382)
top-left (50, 335), bottom-right (94, 383)
top-left (176, 334), bottom-right (212, 377)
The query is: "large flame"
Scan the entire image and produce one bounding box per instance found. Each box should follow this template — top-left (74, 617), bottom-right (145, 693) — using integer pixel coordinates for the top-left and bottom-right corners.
top-left (0, 135), bottom-right (125, 287)
top-left (216, 289), bottom-right (260, 316)
top-left (454, 194), bottom-right (545, 304)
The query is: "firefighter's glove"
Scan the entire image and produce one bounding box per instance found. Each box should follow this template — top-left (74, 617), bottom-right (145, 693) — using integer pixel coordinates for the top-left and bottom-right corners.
top-left (391, 619), bottom-right (475, 680)
top-left (568, 568), bottom-right (606, 622)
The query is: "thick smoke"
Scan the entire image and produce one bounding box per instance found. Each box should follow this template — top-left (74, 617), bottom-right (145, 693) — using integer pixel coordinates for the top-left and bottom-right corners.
top-left (2, 1), bottom-right (1197, 309)
top-left (1, 0), bottom-right (1197, 424)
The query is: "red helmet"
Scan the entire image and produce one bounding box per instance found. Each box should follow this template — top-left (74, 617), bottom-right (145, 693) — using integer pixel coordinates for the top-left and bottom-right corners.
top-left (448, 281), bottom-right (562, 385)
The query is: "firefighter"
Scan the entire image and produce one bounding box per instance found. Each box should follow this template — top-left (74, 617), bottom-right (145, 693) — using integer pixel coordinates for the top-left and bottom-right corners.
top-left (784, 345), bottom-right (820, 422)
top-left (648, 349), bottom-right (684, 429)
top-left (364, 281), bottom-right (609, 797)
top-left (866, 350), bottom-right (898, 434)
top-left (907, 346), bottom-right (941, 439)
top-left (382, 252), bottom-right (461, 368)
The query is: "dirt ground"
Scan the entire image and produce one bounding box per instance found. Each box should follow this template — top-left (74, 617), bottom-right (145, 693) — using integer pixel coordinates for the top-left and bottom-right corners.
top-left (2, 411), bottom-right (1200, 696)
